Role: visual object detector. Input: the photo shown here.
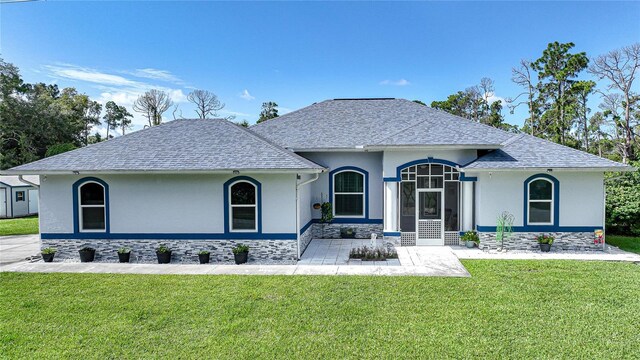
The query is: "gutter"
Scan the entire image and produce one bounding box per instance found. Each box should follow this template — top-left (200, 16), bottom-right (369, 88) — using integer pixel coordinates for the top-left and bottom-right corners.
top-left (0, 168), bottom-right (326, 176)
top-left (18, 175), bottom-right (39, 189)
top-left (295, 172), bottom-right (322, 259)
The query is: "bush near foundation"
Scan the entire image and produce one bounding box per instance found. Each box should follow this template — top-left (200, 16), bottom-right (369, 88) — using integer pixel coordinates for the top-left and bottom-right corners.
top-left (606, 161), bottom-right (640, 236)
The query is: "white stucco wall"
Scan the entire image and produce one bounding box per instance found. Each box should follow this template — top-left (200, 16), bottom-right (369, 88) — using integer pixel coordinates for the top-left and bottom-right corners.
top-left (382, 149), bottom-right (477, 178)
top-left (297, 173), bottom-right (314, 230)
top-left (298, 152), bottom-right (384, 220)
top-left (39, 173), bottom-right (298, 234)
top-left (472, 171), bottom-right (604, 227)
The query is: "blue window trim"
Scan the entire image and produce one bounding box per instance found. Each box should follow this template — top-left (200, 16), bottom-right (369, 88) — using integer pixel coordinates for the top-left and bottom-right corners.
top-left (383, 231), bottom-right (401, 237)
top-left (224, 176), bottom-right (262, 235)
top-left (72, 177), bottom-right (110, 234)
top-left (384, 157), bottom-right (462, 182)
top-left (329, 166), bottom-right (369, 219)
top-left (524, 173), bottom-right (559, 228)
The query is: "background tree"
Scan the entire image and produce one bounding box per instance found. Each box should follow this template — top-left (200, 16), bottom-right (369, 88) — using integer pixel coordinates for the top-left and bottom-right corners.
top-left (605, 162), bottom-right (640, 235)
top-left (573, 80), bottom-right (597, 152)
top-left (532, 41), bottom-right (589, 146)
top-left (588, 43), bottom-right (640, 163)
top-left (236, 120), bottom-right (250, 127)
top-left (81, 98), bottom-right (102, 145)
top-left (257, 101), bottom-right (279, 123)
top-left (187, 89), bottom-right (225, 119)
top-left (507, 59), bottom-right (540, 135)
top-left (133, 89), bottom-right (173, 127)
top-left (45, 143), bottom-right (77, 157)
top-left (103, 101), bottom-right (133, 139)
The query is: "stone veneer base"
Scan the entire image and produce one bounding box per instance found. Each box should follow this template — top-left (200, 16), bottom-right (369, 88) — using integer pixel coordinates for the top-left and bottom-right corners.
top-left (478, 232), bottom-right (603, 251)
top-left (41, 239), bottom-right (298, 264)
top-left (311, 223), bottom-right (384, 239)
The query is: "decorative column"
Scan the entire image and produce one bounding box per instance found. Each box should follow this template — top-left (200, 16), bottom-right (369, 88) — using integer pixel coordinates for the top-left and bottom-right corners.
top-left (383, 181), bottom-right (398, 234)
top-left (462, 181), bottom-right (474, 232)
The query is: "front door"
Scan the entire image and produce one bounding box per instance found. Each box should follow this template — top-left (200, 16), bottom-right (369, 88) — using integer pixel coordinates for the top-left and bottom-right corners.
top-left (416, 189), bottom-right (444, 245)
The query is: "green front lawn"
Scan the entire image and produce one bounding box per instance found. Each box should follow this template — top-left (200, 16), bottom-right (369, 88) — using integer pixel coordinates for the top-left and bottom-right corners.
top-left (0, 216), bottom-right (39, 236)
top-left (1, 260), bottom-right (639, 358)
top-left (607, 235), bottom-right (640, 254)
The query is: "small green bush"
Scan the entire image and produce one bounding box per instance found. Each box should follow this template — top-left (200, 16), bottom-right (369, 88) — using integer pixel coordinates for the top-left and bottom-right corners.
top-left (232, 244), bottom-right (249, 254)
top-left (197, 250), bottom-right (210, 255)
top-left (41, 247), bottom-right (57, 254)
top-left (461, 230), bottom-right (480, 244)
top-left (536, 234), bottom-right (554, 245)
top-left (117, 247), bottom-right (131, 254)
top-left (349, 246), bottom-right (397, 261)
top-left (156, 245), bottom-right (171, 254)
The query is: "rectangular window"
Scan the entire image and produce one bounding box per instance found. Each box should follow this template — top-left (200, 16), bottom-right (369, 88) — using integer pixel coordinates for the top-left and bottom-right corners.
top-left (230, 181), bottom-right (257, 232)
top-left (16, 191), bottom-right (25, 202)
top-left (528, 178), bottom-right (554, 225)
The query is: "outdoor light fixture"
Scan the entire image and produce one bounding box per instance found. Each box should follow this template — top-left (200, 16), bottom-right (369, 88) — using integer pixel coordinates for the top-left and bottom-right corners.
top-left (233, 170), bottom-right (240, 174)
top-left (73, 171), bottom-right (79, 175)
top-left (547, 169), bottom-right (553, 172)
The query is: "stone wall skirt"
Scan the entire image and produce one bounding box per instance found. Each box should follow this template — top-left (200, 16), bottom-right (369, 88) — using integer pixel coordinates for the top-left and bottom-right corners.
top-left (41, 239), bottom-right (298, 263)
top-left (478, 232), bottom-right (602, 251)
top-left (311, 223), bottom-right (383, 239)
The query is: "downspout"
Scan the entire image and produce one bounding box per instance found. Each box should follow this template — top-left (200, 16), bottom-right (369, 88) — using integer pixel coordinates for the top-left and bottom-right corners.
top-left (18, 175), bottom-right (39, 189)
top-left (296, 172), bottom-right (321, 259)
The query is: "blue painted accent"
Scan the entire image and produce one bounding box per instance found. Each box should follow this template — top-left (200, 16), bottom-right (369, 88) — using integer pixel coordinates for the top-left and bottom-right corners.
top-left (72, 177), bottom-right (110, 234)
top-left (523, 173), bottom-right (560, 228)
top-left (476, 225), bottom-right (602, 233)
top-left (223, 176), bottom-right (262, 235)
top-left (41, 232), bottom-right (297, 240)
top-left (299, 219), bottom-right (314, 235)
top-left (386, 157), bottom-right (461, 182)
top-left (383, 231), bottom-right (401, 236)
top-left (459, 174), bottom-right (477, 182)
top-left (329, 166), bottom-right (369, 219)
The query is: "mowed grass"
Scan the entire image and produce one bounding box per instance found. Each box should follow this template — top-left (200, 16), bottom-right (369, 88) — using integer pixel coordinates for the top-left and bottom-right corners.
top-left (607, 235), bottom-right (640, 254)
top-left (1, 260), bottom-right (639, 359)
top-left (0, 216), bottom-right (39, 236)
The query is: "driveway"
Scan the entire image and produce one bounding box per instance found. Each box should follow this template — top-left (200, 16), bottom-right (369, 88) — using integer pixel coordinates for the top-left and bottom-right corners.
top-left (0, 235), bottom-right (40, 265)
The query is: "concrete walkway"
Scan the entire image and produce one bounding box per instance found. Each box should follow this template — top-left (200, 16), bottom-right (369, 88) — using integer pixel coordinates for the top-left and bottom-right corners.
top-left (0, 261), bottom-right (471, 277)
top-left (0, 234), bottom-right (40, 265)
top-left (452, 245), bottom-right (640, 262)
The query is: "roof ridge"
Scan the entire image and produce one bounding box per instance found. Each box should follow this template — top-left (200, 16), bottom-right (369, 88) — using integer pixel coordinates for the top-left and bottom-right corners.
top-left (250, 100), bottom-right (331, 129)
top-left (230, 121), bottom-right (324, 169)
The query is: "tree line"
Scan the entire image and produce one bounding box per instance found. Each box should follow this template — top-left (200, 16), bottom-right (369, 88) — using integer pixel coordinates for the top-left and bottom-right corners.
top-left (0, 57), bottom-right (281, 169)
top-left (424, 42), bottom-right (640, 164)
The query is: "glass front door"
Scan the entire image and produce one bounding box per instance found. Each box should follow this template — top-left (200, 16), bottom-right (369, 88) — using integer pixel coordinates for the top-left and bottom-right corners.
top-left (416, 189), bottom-right (444, 245)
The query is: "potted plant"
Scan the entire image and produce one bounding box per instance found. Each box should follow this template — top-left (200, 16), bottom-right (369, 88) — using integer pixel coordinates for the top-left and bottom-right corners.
top-left (312, 202), bottom-right (321, 210)
top-left (198, 250), bottom-right (210, 264)
top-left (156, 245), bottom-right (172, 264)
top-left (78, 247), bottom-right (96, 262)
top-left (340, 227), bottom-right (356, 239)
top-left (117, 247), bottom-right (131, 263)
top-left (461, 230), bottom-right (480, 248)
top-left (41, 247), bottom-right (57, 262)
top-left (537, 234), bottom-right (554, 252)
top-left (232, 244), bottom-right (249, 265)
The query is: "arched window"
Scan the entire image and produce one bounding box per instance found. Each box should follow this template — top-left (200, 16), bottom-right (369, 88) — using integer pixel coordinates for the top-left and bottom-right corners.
top-left (527, 178), bottom-right (554, 225)
top-left (229, 181), bottom-right (257, 231)
top-left (78, 182), bottom-right (106, 231)
top-left (333, 170), bottom-right (365, 217)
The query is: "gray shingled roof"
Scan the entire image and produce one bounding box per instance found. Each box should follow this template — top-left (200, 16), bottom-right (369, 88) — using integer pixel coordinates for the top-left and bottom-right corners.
top-left (5, 119), bottom-right (324, 174)
top-left (464, 133), bottom-right (633, 171)
top-left (0, 175), bottom-right (39, 187)
top-left (250, 98), bottom-right (513, 149)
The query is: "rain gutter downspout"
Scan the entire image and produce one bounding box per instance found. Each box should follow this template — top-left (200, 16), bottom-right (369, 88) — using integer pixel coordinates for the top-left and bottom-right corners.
top-left (296, 172), bottom-right (321, 259)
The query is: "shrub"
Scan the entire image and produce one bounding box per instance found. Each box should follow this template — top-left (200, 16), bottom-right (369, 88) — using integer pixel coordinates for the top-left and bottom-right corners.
top-left (349, 246), bottom-right (398, 261)
top-left (320, 202), bottom-right (334, 223)
top-left (198, 250), bottom-right (210, 255)
top-left (232, 244), bottom-right (249, 254)
top-left (156, 245), bottom-right (171, 253)
top-left (41, 247), bottom-right (57, 254)
top-left (536, 234), bottom-right (554, 245)
top-left (606, 162), bottom-right (640, 236)
top-left (461, 230), bottom-right (480, 244)
top-left (117, 247), bottom-right (131, 254)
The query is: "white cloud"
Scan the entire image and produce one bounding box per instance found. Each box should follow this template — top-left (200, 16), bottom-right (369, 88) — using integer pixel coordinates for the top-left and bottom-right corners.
top-left (485, 93), bottom-right (505, 104)
top-left (379, 78), bottom-right (410, 86)
top-left (127, 68), bottom-right (183, 84)
top-left (220, 109), bottom-right (252, 118)
top-left (46, 64), bottom-right (144, 88)
top-left (239, 89), bottom-right (255, 100)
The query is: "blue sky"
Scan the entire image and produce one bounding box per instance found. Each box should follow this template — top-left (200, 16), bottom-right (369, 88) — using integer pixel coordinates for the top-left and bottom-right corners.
top-left (2, 1), bottom-right (639, 134)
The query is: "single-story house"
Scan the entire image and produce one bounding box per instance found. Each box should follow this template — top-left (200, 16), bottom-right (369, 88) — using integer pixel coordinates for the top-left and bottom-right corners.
top-left (2, 98), bottom-right (633, 262)
top-left (0, 175), bottom-right (39, 218)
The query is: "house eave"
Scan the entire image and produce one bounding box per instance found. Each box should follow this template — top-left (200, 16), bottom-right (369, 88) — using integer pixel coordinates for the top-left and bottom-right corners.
top-left (463, 166), bottom-right (636, 173)
top-left (290, 144), bottom-right (502, 152)
top-left (0, 168), bottom-right (327, 176)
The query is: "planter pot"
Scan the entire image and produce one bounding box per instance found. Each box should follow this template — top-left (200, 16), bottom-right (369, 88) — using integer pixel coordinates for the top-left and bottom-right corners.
top-left (79, 249), bottom-right (96, 262)
top-left (118, 252), bottom-right (131, 263)
top-left (198, 253), bottom-right (210, 264)
top-left (539, 243), bottom-right (551, 252)
top-left (156, 251), bottom-right (172, 264)
top-left (234, 251), bottom-right (248, 265)
top-left (42, 253), bottom-right (55, 262)
top-left (465, 240), bottom-right (476, 248)
top-left (313, 203), bottom-right (321, 210)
